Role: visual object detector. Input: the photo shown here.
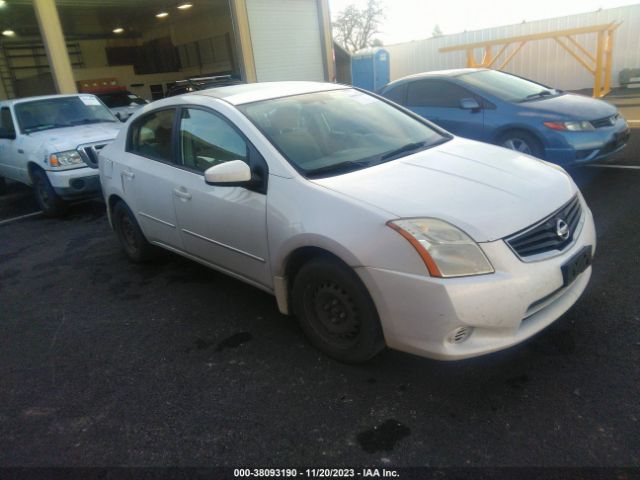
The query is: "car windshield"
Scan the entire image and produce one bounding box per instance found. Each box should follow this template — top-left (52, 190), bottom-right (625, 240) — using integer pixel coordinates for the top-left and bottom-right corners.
top-left (97, 91), bottom-right (147, 108)
top-left (456, 70), bottom-right (563, 103)
top-left (238, 88), bottom-right (448, 178)
top-left (15, 96), bottom-right (118, 134)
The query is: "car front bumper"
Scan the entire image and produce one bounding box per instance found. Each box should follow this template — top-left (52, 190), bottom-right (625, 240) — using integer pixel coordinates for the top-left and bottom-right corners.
top-left (544, 118), bottom-right (630, 166)
top-left (47, 167), bottom-right (101, 199)
top-left (356, 204), bottom-right (596, 360)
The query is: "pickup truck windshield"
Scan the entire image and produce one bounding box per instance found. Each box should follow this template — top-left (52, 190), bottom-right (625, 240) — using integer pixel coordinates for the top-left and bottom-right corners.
top-left (15, 96), bottom-right (118, 134)
top-left (97, 91), bottom-right (147, 108)
top-left (238, 88), bottom-right (448, 178)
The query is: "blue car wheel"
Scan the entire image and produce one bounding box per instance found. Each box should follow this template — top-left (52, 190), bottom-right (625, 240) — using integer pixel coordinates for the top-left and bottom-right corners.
top-left (497, 131), bottom-right (543, 159)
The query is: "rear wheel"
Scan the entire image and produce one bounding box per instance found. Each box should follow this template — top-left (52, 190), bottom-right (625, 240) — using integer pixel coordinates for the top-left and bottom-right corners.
top-left (497, 130), bottom-right (544, 158)
top-left (292, 257), bottom-right (385, 363)
top-left (112, 201), bottom-right (157, 262)
top-left (31, 169), bottom-right (68, 217)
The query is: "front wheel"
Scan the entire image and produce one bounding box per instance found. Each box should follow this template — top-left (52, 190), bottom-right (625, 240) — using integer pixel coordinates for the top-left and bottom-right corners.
top-left (112, 201), bottom-right (157, 262)
top-left (31, 169), bottom-right (68, 217)
top-left (497, 131), bottom-right (544, 158)
top-left (292, 257), bottom-right (385, 363)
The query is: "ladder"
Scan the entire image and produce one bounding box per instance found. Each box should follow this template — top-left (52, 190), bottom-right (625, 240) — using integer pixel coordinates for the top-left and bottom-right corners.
top-left (0, 43), bottom-right (16, 99)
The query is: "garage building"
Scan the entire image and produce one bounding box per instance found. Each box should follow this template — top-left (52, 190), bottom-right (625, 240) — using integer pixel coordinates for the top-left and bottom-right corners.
top-left (0, 0), bottom-right (335, 101)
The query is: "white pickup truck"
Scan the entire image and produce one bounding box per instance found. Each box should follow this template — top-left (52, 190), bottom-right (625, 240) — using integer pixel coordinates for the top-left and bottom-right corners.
top-left (0, 94), bottom-right (122, 216)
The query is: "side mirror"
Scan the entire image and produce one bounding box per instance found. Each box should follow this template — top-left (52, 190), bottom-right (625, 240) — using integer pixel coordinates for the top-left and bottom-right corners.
top-left (460, 97), bottom-right (481, 111)
top-left (0, 128), bottom-right (16, 140)
top-left (204, 160), bottom-right (251, 185)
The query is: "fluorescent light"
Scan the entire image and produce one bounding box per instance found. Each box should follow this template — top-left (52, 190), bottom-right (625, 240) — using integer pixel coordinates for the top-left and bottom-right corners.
top-left (177, 2), bottom-right (193, 9)
top-left (113, 27), bottom-right (124, 34)
top-left (156, 11), bottom-right (169, 18)
top-left (2, 30), bottom-right (15, 37)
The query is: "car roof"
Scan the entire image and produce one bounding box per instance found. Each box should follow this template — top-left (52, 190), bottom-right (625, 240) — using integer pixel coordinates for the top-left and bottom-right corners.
top-left (1, 93), bottom-right (95, 107)
top-left (190, 81), bottom-right (349, 105)
top-left (385, 68), bottom-right (488, 88)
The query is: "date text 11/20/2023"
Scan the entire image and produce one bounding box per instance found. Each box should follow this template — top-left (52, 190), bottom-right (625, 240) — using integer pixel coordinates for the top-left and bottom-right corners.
top-left (233, 468), bottom-right (400, 478)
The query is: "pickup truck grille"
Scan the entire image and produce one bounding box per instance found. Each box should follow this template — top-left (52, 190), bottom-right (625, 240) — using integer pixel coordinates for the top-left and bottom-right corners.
top-left (505, 195), bottom-right (582, 260)
top-left (77, 143), bottom-right (107, 169)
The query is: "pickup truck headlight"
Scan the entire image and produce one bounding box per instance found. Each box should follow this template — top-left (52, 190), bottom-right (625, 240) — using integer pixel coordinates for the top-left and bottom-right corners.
top-left (544, 121), bottom-right (595, 131)
top-left (49, 150), bottom-right (84, 167)
top-left (388, 218), bottom-right (494, 278)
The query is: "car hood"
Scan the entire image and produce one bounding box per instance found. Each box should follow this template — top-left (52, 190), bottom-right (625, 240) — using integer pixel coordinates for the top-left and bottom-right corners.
top-left (311, 138), bottom-right (578, 242)
top-left (28, 122), bottom-right (123, 152)
top-left (519, 93), bottom-right (617, 120)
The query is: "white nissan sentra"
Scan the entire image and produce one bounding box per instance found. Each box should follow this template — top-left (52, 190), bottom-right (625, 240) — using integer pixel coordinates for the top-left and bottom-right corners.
top-left (98, 82), bottom-right (595, 363)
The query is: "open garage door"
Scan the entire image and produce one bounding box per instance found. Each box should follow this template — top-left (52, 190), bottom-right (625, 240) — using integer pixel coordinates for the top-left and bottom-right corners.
top-left (245, 0), bottom-right (326, 82)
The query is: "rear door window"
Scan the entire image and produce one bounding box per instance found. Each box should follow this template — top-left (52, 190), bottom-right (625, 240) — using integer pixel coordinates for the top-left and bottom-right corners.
top-left (406, 79), bottom-right (476, 108)
top-left (0, 107), bottom-right (16, 136)
top-left (128, 109), bottom-right (177, 162)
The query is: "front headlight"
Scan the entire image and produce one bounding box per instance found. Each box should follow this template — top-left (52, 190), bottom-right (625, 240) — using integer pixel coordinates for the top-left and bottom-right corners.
top-left (388, 218), bottom-right (494, 278)
top-left (544, 121), bottom-right (595, 132)
top-left (49, 150), bottom-right (84, 167)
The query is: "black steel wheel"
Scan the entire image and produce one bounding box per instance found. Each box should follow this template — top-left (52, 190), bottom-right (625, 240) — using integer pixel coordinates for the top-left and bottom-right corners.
top-left (31, 169), bottom-right (68, 217)
top-left (292, 256), bottom-right (385, 363)
top-left (112, 201), bottom-right (156, 262)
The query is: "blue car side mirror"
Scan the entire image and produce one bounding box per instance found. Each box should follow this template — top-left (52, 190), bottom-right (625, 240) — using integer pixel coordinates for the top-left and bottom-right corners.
top-left (460, 98), bottom-right (481, 111)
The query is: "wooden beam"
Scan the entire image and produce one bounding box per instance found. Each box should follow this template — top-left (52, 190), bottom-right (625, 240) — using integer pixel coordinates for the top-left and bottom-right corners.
top-left (553, 37), bottom-right (595, 74)
top-left (497, 41), bottom-right (525, 70)
top-left (439, 23), bottom-right (615, 53)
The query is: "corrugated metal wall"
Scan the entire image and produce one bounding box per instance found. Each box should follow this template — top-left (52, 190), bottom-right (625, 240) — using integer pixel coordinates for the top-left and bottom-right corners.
top-left (246, 0), bottom-right (325, 82)
top-left (385, 4), bottom-right (640, 90)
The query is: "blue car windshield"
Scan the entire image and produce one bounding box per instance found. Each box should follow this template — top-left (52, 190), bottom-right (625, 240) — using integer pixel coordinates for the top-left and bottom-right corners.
top-left (457, 70), bottom-right (562, 103)
top-left (238, 88), bottom-right (448, 178)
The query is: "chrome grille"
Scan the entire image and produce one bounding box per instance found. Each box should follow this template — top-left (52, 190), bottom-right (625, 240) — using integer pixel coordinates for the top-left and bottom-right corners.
top-left (77, 143), bottom-right (107, 169)
top-left (590, 114), bottom-right (618, 128)
top-left (506, 196), bottom-right (582, 259)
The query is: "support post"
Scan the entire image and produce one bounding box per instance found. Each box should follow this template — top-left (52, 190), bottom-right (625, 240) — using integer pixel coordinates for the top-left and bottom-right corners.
top-left (229, 0), bottom-right (257, 83)
top-left (594, 30), bottom-right (605, 97)
top-left (603, 28), bottom-right (614, 96)
top-left (33, 0), bottom-right (76, 94)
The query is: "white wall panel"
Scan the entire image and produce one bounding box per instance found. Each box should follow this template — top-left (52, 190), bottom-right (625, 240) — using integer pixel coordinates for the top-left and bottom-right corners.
top-left (246, 0), bottom-right (325, 82)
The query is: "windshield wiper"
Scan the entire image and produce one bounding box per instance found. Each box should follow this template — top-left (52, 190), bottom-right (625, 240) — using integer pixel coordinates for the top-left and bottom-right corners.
top-left (521, 90), bottom-right (555, 101)
top-left (306, 160), bottom-right (371, 178)
top-left (24, 124), bottom-right (65, 133)
top-left (71, 118), bottom-right (117, 125)
top-left (380, 141), bottom-right (428, 162)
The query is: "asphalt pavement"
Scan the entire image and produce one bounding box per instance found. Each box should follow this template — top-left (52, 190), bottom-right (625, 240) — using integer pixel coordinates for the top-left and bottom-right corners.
top-left (1, 135), bottom-right (639, 469)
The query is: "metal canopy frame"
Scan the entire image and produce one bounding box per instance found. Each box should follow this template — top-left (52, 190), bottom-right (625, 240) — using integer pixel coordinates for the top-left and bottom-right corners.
top-left (439, 22), bottom-right (622, 98)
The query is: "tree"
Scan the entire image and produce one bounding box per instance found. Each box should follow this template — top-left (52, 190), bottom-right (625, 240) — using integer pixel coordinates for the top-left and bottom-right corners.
top-left (333, 0), bottom-right (385, 53)
top-left (432, 24), bottom-right (443, 38)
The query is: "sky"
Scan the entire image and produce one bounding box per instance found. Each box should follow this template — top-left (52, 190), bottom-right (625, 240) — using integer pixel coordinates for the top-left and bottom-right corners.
top-left (327, 0), bottom-right (640, 45)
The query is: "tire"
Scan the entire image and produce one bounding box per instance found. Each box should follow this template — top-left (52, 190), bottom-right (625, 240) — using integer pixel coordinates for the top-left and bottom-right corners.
top-left (112, 201), bottom-right (157, 262)
top-left (497, 130), bottom-right (544, 159)
top-left (292, 256), bottom-right (385, 363)
top-left (0, 177), bottom-right (6, 195)
top-left (31, 169), bottom-right (68, 217)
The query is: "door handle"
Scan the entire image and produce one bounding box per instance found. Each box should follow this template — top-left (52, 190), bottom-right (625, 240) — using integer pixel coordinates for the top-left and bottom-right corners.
top-left (121, 170), bottom-right (135, 180)
top-left (173, 187), bottom-right (192, 201)
top-left (17, 149), bottom-right (24, 154)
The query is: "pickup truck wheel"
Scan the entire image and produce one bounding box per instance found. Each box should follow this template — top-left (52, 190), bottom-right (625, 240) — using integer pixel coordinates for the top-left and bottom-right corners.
top-left (292, 257), bottom-right (385, 363)
top-left (32, 169), bottom-right (68, 217)
top-left (112, 201), bottom-right (156, 262)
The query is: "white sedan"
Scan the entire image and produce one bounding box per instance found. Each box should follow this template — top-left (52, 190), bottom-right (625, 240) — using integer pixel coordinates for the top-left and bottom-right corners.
top-left (98, 81), bottom-right (595, 363)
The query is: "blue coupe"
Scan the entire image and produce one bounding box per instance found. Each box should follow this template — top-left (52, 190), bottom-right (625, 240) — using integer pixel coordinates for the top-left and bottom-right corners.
top-left (379, 69), bottom-right (630, 166)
